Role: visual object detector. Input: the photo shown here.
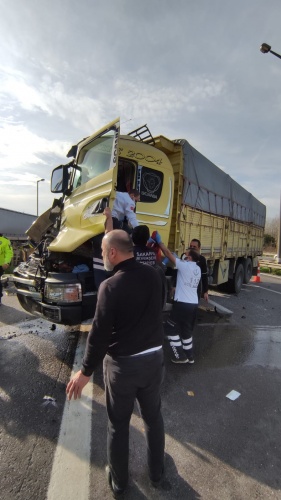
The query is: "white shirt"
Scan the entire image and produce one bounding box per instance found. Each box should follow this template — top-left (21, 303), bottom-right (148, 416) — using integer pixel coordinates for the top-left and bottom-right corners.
top-left (174, 258), bottom-right (201, 304)
top-left (111, 192), bottom-right (139, 228)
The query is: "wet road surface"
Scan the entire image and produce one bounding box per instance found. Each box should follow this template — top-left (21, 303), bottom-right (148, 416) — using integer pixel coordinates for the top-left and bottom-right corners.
top-left (0, 274), bottom-right (281, 499)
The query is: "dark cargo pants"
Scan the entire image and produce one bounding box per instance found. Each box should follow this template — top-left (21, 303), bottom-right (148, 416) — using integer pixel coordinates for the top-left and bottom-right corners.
top-left (103, 349), bottom-right (165, 490)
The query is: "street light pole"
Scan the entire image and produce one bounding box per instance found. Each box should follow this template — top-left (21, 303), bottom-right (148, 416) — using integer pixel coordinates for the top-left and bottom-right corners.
top-left (36, 178), bottom-right (45, 217)
top-left (277, 192), bottom-right (281, 264)
top-left (259, 43), bottom-right (281, 263)
top-left (260, 43), bottom-right (281, 59)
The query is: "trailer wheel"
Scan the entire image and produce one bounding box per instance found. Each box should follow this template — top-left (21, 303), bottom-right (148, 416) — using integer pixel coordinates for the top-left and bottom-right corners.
top-left (243, 258), bottom-right (253, 284)
top-left (234, 263), bottom-right (244, 293)
top-left (227, 263), bottom-right (244, 294)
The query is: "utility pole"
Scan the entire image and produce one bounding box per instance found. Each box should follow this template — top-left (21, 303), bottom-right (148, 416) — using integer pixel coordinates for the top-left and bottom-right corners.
top-left (259, 43), bottom-right (281, 263)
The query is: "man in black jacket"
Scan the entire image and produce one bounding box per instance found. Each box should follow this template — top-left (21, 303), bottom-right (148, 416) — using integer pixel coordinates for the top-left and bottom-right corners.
top-left (189, 239), bottom-right (209, 303)
top-left (66, 230), bottom-right (165, 497)
top-left (132, 224), bottom-right (158, 266)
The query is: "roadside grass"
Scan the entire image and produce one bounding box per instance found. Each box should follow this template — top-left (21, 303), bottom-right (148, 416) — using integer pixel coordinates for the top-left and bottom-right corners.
top-left (260, 266), bottom-right (281, 276)
top-left (260, 250), bottom-right (281, 276)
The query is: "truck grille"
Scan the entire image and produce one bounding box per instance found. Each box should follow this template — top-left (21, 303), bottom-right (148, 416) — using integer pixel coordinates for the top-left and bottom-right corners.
top-left (41, 304), bottom-right (61, 322)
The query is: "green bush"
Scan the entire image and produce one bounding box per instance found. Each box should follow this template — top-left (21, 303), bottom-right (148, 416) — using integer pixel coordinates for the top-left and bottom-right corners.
top-left (259, 266), bottom-right (281, 276)
top-left (260, 267), bottom-right (270, 273)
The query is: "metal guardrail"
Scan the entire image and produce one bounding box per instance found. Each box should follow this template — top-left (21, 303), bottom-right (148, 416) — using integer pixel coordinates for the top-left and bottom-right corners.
top-left (259, 259), bottom-right (281, 271)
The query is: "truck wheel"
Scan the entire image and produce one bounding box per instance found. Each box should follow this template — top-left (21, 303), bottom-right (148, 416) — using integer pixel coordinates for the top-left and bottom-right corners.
top-left (234, 263), bottom-right (244, 293)
top-left (226, 263), bottom-right (244, 294)
top-left (243, 258), bottom-right (253, 284)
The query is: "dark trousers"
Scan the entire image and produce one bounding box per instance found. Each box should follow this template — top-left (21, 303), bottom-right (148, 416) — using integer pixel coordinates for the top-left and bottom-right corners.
top-left (167, 301), bottom-right (198, 356)
top-left (103, 349), bottom-right (165, 489)
top-left (112, 217), bottom-right (132, 235)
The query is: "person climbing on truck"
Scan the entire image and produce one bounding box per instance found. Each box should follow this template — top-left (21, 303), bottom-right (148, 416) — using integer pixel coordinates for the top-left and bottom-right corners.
top-left (111, 189), bottom-right (140, 232)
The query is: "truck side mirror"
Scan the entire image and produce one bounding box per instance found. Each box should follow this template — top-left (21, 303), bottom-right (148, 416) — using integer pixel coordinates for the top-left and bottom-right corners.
top-left (51, 165), bottom-right (69, 193)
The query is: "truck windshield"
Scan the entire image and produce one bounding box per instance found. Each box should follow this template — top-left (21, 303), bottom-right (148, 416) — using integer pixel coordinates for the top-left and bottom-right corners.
top-left (73, 129), bottom-right (115, 189)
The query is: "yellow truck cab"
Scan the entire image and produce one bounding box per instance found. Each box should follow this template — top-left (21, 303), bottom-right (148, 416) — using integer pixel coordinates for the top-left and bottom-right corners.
top-left (13, 118), bottom-right (265, 325)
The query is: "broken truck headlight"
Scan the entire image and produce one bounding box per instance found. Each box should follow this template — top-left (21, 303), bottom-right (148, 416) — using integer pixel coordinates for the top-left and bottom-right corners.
top-left (44, 283), bottom-right (82, 303)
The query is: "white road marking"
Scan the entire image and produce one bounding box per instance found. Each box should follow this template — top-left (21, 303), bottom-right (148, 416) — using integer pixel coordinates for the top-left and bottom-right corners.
top-left (247, 283), bottom-right (281, 295)
top-left (47, 331), bottom-right (93, 500)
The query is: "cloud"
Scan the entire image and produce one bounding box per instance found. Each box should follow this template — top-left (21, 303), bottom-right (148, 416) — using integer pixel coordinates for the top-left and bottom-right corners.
top-left (1, 170), bottom-right (50, 187)
top-left (0, 0), bottom-right (281, 221)
top-left (113, 76), bottom-right (227, 123)
top-left (1, 69), bottom-right (50, 113)
top-left (1, 61), bottom-right (228, 137)
top-left (0, 123), bottom-right (70, 171)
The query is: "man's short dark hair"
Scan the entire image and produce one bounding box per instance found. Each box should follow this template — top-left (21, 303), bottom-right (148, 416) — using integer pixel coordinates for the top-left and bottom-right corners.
top-left (190, 238), bottom-right (201, 248)
top-left (129, 189), bottom-right (140, 197)
top-left (132, 225), bottom-right (150, 246)
top-left (186, 249), bottom-right (200, 262)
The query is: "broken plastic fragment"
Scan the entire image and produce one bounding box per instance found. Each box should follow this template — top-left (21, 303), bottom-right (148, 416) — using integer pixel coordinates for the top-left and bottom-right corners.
top-left (226, 390), bottom-right (241, 401)
top-left (187, 391), bottom-right (194, 397)
top-left (42, 395), bottom-right (57, 407)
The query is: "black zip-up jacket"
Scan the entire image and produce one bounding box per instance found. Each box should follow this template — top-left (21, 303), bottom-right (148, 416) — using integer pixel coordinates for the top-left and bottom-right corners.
top-left (82, 258), bottom-right (164, 376)
top-left (197, 254), bottom-right (208, 294)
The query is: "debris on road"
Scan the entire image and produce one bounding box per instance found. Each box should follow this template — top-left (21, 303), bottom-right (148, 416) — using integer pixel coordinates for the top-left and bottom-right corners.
top-left (42, 396), bottom-right (58, 407)
top-left (226, 390), bottom-right (241, 401)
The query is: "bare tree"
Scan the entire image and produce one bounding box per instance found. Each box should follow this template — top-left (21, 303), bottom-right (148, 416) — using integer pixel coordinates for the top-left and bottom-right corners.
top-left (265, 217), bottom-right (279, 242)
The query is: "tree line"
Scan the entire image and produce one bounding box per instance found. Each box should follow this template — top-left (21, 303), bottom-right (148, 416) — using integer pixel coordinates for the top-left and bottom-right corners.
top-left (264, 216), bottom-right (279, 248)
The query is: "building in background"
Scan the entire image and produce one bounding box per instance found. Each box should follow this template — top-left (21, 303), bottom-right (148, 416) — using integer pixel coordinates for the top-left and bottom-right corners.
top-left (0, 208), bottom-right (36, 268)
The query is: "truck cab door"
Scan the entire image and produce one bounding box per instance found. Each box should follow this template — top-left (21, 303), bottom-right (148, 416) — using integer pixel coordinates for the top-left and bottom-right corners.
top-left (49, 118), bottom-right (120, 252)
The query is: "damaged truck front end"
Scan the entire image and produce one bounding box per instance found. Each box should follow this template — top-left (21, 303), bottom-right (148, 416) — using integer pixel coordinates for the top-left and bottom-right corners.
top-left (13, 119), bottom-right (119, 325)
top-left (13, 233), bottom-right (100, 325)
top-left (14, 255), bottom-right (96, 325)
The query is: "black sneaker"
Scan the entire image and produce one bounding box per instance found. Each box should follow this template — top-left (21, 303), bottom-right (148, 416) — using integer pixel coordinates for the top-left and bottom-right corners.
top-left (170, 344), bottom-right (189, 364)
top-left (150, 468), bottom-right (164, 488)
top-left (186, 355), bottom-right (195, 364)
top-left (105, 465), bottom-right (125, 498)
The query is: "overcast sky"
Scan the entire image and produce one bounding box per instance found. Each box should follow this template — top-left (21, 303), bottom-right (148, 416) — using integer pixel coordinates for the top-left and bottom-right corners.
top-left (0, 0), bottom-right (280, 221)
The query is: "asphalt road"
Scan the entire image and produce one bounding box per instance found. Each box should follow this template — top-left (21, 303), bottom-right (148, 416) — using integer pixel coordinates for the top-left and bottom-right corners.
top-left (0, 274), bottom-right (281, 500)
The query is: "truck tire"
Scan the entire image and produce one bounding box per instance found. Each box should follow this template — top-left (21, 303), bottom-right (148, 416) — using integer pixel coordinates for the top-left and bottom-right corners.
top-left (228, 263), bottom-right (244, 294)
top-left (243, 258), bottom-right (253, 284)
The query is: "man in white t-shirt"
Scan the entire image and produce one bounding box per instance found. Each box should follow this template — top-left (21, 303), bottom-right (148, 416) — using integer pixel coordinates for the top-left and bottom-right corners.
top-left (151, 232), bottom-right (201, 364)
top-left (111, 189), bottom-right (140, 231)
